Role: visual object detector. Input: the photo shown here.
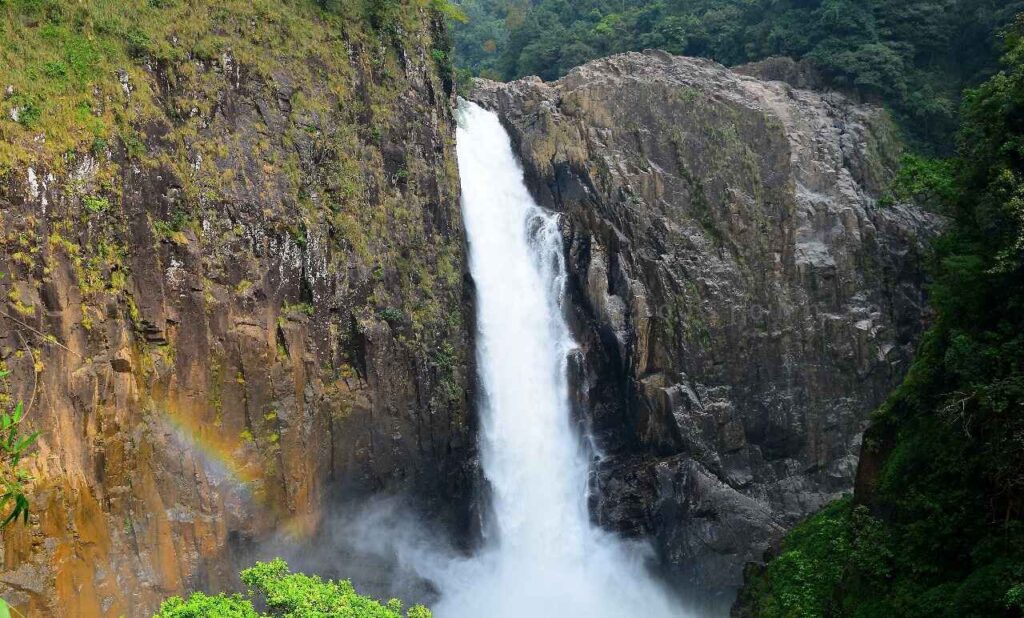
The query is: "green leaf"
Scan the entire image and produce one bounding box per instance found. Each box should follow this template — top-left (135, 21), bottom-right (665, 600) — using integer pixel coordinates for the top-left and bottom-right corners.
top-left (12, 402), bottom-right (24, 424)
top-left (0, 597), bottom-right (12, 618)
top-left (2, 507), bottom-right (20, 528)
top-left (14, 432), bottom-right (40, 455)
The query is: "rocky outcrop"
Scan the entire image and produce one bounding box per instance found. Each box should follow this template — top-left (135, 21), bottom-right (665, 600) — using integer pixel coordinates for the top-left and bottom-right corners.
top-left (733, 56), bottom-right (826, 93)
top-left (0, 6), bottom-right (474, 617)
top-left (471, 50), bottom-right (941, 610)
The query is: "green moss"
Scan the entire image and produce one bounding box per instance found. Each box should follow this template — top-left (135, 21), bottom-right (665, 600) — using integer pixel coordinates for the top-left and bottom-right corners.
top-left (235, 280), bottom-right (253, 296)
top-left (70, 238), bottom-right (128, 295)
top-left (281, 302), bottom-right (314, 317)
top-left (126, 295), bottom-right (141, 323)
top-left (0, 0), bottom-right (448, 171)
top-left (208, 354), bottom-right (224, 426)
top-left (83, 195), bottom-right (109, 213)
top-left (6, 287), bottom-right (35, 317)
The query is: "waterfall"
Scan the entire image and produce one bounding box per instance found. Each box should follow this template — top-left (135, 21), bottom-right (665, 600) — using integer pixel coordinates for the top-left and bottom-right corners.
top-left (432, 101), bottom-right (688, 618)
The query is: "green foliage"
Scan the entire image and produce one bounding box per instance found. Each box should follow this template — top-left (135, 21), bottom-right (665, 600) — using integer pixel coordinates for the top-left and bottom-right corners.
top-left (0, 0), bottom-right (453, 170)
top-left (378, 306), bottom-right (404, 323)
top-left (431, 0), bottom-right (467, 24)
top-left (362, 0), bottom-right (401, 31)
top-left (453, 0), bottom-right (1024, 151)
top-left (155, 559), bottom-right (431, 618)
top-left (156, 593), bottom-right (258, 618)
top-left (756, 501), bottom-right (855, 617)
top-left (0, 371), bottom-right (40, 529)
top-left (881, 155), bottom-right (958, 211)
top-left (1009, 583), bottom-right (1024, 610)
top-left (738, 499), bottom-right (895, 617)
top-left (152, 209), bottom-right (194, 244)
top-left (83, 195), bottom-right (109, 213)
top-left (8, 94), bottom-right (42, 128)
top-left (741, 15), bottom-right (1024, 618)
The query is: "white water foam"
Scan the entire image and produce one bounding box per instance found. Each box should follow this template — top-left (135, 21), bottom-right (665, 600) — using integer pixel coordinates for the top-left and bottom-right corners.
top-left (425, 101), bottom-right (689, 618)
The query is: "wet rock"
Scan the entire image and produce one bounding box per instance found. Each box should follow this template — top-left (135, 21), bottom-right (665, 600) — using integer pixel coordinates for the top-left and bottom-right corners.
top-left (472, 51), bottom-right (941, 608)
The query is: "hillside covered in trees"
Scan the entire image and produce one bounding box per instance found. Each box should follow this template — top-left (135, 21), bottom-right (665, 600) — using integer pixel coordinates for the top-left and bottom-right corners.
top-left (453, 0), bottom-right (1024, 149)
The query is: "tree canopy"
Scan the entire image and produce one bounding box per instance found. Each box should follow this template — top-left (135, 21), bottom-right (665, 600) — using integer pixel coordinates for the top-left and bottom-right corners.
top-left (453, 0), bottom-right (1024, 151)
top-left (155, 560), bottom-right (432, 618)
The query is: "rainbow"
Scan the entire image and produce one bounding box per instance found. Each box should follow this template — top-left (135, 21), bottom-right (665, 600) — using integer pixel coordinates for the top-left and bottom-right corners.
top-left (151, 398), bottom-right (319, 541)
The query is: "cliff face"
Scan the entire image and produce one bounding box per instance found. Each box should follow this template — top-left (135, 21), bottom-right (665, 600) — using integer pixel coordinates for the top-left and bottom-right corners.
top-left (472, 51), bottom-right (941, 607)
top-left (0, 2), bottom-right (474, 616)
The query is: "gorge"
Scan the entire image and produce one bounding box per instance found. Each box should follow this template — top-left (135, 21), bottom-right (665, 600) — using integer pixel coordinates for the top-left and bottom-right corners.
top-left (5, 1), bottom-right (1016, 616)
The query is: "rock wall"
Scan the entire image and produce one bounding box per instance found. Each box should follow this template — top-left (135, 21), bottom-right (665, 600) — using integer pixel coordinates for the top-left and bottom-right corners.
top-left (0, 5), bottom-right (475, 616)
top-left (472, 50), bottom-right (941, 609)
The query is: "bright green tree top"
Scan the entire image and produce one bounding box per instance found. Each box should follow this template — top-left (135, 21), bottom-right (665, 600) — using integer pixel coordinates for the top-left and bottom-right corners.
top-left (155, 559), bottom-right (431, 618)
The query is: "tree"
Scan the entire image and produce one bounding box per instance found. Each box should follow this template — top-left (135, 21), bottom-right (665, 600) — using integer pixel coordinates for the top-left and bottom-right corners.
top-left (155, 559), bottom-right (432, 618)
top-left (452, 0), bottom-right (1024, 151)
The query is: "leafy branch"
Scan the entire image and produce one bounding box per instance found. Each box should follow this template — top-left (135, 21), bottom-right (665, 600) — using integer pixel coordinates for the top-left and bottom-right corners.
top-left (0, 370), bottom-right (40, 529)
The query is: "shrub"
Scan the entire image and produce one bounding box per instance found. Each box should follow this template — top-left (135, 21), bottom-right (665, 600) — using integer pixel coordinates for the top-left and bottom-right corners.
top-left (155, 559), bottom-right (431, 618)
top-left (0, 370), bottom-right (40, 528)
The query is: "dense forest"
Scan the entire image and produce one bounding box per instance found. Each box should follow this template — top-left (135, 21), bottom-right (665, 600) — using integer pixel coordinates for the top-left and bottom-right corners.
top-left (735, 15), bottom-right (1024, 617)
top-left (453, 0), bottom-right (1024, 150)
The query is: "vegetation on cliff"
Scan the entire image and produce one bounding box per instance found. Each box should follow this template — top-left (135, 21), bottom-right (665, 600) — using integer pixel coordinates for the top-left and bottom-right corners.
top-left (0, 0), bottom-right (475, 613)
top-left (156, 559), bottom-right (431, 618)
top-left (452, 0), bottom-right (1024, 150)
top-left (0, 371), bottom-right (38, 529)
top-left (0, 0), bottom-right (470, 345)
top-left (0, 0), bottom-right (458, 169)
top-left (736, 15), bottom-right (1024, 618)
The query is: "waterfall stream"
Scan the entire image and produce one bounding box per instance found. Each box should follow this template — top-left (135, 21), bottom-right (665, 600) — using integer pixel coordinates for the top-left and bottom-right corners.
top-left (431, 101), bottom-right (688, 618)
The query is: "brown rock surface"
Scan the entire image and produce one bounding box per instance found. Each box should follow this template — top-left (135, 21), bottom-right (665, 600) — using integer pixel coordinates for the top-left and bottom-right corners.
top-left (0, 9), bottom-right (474, 617)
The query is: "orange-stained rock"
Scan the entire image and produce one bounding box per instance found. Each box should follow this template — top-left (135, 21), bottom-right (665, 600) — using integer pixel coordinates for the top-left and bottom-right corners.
top-left (0, 7), bottom-right (476, 617)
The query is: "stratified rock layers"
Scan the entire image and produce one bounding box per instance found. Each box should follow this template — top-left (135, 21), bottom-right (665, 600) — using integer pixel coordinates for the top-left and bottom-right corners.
top-left (472, 51), bottom-right (940, 607)
top-left (0, 10), bottom-right (474, 617)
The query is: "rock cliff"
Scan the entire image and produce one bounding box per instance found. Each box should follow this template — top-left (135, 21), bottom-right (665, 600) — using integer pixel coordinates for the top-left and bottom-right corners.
top-left (471, 50), bottom-right (941, 610)
top-left (0, 2), bottom-right (474, 616)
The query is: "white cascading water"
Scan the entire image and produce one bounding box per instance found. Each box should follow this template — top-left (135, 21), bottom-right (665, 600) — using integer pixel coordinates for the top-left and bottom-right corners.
top-left (430, 101), bottom-right (689, 618)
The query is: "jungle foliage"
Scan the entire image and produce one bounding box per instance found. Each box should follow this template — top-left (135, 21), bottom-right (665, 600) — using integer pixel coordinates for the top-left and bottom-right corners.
top-left (451, 0), bottom-right (1024, 150)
